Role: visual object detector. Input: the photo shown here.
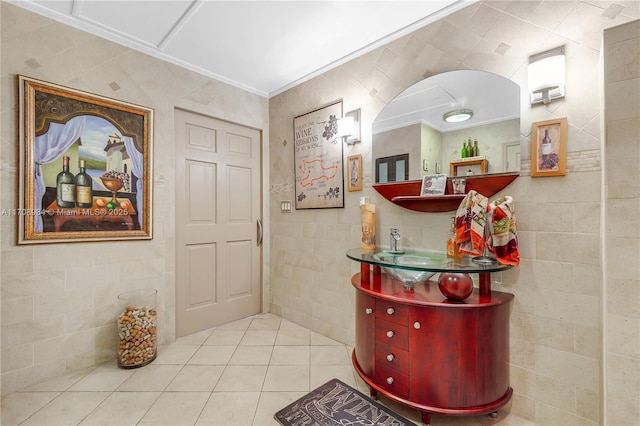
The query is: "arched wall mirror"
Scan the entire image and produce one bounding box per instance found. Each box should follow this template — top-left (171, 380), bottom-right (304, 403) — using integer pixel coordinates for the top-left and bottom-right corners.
top-left (372, 70), bottom-right (521, 183)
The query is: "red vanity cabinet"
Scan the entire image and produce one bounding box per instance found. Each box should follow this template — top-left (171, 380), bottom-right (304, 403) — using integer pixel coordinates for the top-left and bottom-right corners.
top-left (354, 290), bottom-right (375, 377)
top-left (351, 270), bottom-right (514, 425)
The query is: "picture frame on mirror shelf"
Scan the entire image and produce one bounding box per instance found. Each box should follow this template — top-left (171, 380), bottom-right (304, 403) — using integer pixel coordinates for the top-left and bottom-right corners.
top-left (420, 174), bottom-right (447, 196)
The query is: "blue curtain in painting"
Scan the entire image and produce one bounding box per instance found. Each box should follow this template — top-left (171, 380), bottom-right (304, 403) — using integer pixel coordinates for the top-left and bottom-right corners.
top-left (122, 136), bottom-right (144, 228)
top-left (33, 116), bottom-right (87, 232)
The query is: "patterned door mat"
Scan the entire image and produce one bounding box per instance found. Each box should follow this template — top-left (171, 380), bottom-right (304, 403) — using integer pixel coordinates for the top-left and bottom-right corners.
top-left (274, 378), bottom-right (413, 425)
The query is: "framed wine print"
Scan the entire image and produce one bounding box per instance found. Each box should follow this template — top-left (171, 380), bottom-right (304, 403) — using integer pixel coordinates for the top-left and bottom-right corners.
top-left (293, 101), bottom-right (344, 209)
top-left (531, 117), bottom-right (567, 177)
top-left (420, 174), bottom-right (447, 196)
top-left (17, 75), bottom-right (154, 244)
top-left (347, 154), bottom-right (363, 192)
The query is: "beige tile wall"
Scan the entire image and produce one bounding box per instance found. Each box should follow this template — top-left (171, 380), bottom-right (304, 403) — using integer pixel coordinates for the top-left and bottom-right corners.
top-left (604, 19), bottom-right (640, 425)
top-left (2, 1), bottom-right (639, 424)
top-left (269, 1), bottom-right (638, 424)
top-left (0, 3), bottom-right (269, 395)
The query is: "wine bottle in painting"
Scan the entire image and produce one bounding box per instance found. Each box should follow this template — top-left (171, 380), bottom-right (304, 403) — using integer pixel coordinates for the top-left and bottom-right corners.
top-left (75, 159), bottom-right (93, 208)
top-left (56, 156), bottom-right (75, 208)
top-left (541, 129), bottom-right (552, 159)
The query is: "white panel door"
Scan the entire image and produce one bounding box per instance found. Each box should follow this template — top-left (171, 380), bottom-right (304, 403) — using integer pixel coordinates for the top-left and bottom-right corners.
top-left (504, 142), bottom-right (521, 172)
top-left (175, 109), bottom-right (262, 337)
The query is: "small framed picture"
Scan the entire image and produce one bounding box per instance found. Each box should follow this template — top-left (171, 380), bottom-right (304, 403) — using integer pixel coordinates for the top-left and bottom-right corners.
top-left (420, 174), bottom-right (447, 196)
top-left (347, 154), bottom-right (363, 192)
top-left (531, 117), bottom-right (567, 177)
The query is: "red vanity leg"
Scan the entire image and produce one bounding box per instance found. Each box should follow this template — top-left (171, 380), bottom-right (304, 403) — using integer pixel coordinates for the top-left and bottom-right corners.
top-left (361, 263), bottom-right (370, 285)
top-left (420, 411), bottom-right (432, 426)
top-left (479, 271), bottom-right (491, 295)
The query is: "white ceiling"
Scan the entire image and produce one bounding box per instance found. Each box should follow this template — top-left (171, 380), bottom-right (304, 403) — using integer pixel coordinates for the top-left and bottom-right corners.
top-left (10, 0), bottom-right (470, 97)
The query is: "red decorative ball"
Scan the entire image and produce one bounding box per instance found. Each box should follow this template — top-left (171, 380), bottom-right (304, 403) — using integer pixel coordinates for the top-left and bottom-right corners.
top-left (438, 273), bottom-right (473, 301)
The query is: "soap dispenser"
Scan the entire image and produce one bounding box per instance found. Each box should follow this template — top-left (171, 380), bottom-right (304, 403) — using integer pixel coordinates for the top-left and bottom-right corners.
top-left (447, 217), bottom-right (462, 258)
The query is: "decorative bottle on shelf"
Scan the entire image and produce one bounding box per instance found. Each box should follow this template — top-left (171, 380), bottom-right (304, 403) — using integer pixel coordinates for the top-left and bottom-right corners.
top-left (473, 139), bottom-right (479, 157)
top-left (541, 129), bottom-right (552, 160)
top-left (360, 198), bottom-right (376, 251)
top-left (461, 141), bottom-right (468, 158)
top-left (56, 156), bottom-right (75, 208)
top-left (468, 138), bottom-right (473, 156)
top-left (75, 160), bottom-right (93, 208)
top-left (446, 217), bottom-right (462, 258)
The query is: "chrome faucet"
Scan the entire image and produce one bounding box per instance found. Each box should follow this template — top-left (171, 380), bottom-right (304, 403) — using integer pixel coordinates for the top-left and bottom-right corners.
top-left (390, 228), bottom-right (401, 253)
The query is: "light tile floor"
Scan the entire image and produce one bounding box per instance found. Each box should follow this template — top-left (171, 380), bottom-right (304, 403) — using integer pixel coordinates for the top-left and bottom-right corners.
top-left (1, 314), bottom-right (537, 425)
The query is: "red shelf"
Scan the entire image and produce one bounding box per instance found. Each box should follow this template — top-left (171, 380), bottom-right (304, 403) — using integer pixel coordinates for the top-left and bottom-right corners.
top-left (373, 172), bottom-right (519, 213)
top-left (390, 194), bottom-right (465, 212)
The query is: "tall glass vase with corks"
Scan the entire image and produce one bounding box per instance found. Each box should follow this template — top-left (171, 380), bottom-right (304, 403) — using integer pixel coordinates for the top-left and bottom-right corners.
top-left (117, 288), bottom-right (157, 369)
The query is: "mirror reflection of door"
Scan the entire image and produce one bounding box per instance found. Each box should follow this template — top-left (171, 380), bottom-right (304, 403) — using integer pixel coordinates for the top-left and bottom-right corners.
top-left (504, 142), bottom-right (521, 172)
top-left (376, 153), bottom-right (409, 183)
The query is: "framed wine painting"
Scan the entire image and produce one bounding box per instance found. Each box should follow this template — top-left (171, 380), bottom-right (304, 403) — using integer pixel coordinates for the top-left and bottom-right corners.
top-left (293, 100), bottom-right (344, 209)
top-left (531, 117), bottom-right (567, 177)
top-left (17, 75), bottom-right (154, 244)
top-left (347, 154), bottom-right (362, 192)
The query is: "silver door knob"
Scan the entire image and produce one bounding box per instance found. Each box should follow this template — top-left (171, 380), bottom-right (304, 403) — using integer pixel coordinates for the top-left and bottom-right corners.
top-left (387, 354), bottom-right (395, 362)
top-left (413, 322), bottom-right (421, 329)
top-left (365, 308), bottom-right (373, 315)
top-left (386, 330), bottom-right (394, 338)
top-left (386, 307), bottom-right (395, 315)
top-left (387, 377), bottom-right (394, 385)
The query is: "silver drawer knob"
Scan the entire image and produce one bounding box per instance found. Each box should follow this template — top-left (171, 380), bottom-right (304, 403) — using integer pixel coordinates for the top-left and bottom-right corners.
top-left (386, 330), bottom-right (394, 338)
top-left (387, 354), bottom-right (395, 362)
top-left (387, 377), bottom-right (394, 385)
top-left (413, 321), bottom-right (421, 329)
top-left (365, 308), bottom-right (373, 315)
top-left (386, 307), bottom-right (395, 315)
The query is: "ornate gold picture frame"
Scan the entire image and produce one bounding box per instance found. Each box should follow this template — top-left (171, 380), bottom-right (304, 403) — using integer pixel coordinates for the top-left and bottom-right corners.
top-left (17, 76), bottom-right (153, 244)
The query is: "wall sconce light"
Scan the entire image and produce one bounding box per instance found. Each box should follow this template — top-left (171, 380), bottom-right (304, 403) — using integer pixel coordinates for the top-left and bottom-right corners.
top-left (338, 109), bottom-right (361, 145)
top-left (443, 109), bottom-right (474, 123)
top-left (528, 46), bottom-right (565, 105)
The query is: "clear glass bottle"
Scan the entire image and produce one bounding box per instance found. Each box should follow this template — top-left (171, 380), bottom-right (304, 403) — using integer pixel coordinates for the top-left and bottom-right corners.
top-left (117, 288), bottom-right (158, 369)
top-left (473, 139), bottom-right (479, 157)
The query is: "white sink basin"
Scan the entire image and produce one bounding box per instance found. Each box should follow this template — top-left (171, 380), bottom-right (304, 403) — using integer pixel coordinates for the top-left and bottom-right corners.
top-left (372, 252), bottom-right (444, 288)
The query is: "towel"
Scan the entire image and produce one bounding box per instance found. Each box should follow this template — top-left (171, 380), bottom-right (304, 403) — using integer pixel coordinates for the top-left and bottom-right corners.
top-left (455, 190), bottom-right (488, 257)
top-left (486, 196), bottom-right (520, 266)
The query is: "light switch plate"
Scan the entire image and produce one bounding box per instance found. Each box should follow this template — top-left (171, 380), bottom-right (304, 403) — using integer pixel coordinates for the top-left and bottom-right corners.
top-left (281, 201), bottom-right (292, 212)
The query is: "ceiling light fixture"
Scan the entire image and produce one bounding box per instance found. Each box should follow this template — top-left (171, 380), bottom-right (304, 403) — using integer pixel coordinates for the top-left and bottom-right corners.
top-left (443, 109), bottom-right (473, 123)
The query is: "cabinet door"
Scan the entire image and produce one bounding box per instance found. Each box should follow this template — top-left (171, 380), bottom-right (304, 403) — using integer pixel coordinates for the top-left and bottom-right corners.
top-left (409, 306), bottom-right (478, 408)
top-left (475, 302), bottom-right (511, 404)
top-left (354, 291), bottom-right (376, 376)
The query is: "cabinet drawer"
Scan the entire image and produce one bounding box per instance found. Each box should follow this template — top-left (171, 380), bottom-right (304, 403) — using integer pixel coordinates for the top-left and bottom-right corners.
top-left (375, 318), bottom-right (408, 350)
top-left (375, 363), bottom-right (409, 400)
top-left (375, 342), bottom-right (409, 374)
top-left (375, 299), bottom-right (408, 325)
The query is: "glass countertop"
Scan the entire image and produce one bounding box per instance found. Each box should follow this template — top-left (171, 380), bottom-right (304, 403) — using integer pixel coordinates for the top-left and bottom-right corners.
top-left (346, 248), bottom-right (513, 274)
